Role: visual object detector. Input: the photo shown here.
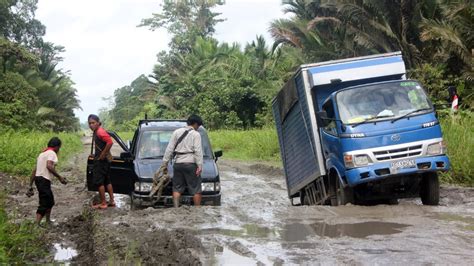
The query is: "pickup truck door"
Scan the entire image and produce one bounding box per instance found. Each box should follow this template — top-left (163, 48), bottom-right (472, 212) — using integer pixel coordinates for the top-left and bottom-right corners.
top-left (86, 131), bottom-right (136, 194)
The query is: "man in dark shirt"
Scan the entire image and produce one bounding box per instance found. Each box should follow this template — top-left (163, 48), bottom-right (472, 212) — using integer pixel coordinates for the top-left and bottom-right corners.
top-left (88, 114), bottom-right (115, 209)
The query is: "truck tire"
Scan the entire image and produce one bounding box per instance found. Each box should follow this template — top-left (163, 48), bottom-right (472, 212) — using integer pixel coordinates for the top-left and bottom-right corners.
top-left (300, 191), bottom-right (309, 206)
top-left (214, 197), bottom-right (221, 206)
top-left (130, 193), bottom-right (135, 211)
top-left (330, 176), bottom-right (354, 206)
top-left (420, 172), bottom-right (439, 205)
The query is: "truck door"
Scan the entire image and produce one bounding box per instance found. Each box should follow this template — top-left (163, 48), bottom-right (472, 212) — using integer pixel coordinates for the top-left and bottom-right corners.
top-left (86, 131), bottom-right (136, 194)
top-left (320, 99), bottom-right (342, 166)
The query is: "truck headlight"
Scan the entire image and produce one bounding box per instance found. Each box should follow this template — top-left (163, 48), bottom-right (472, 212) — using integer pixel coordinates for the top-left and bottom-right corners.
top-left (427, 141), bottom-right (446, 155)
top-left (201, 182), bottom-right (220, 192)
top-left (134, 182), bottom-right (153, 192)
top-left (344, 154), bottom-right (371, 168)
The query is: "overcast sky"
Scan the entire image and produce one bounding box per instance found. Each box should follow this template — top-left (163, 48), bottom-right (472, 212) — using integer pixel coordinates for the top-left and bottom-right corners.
top-left (36, 0), bottom-right (287, 122)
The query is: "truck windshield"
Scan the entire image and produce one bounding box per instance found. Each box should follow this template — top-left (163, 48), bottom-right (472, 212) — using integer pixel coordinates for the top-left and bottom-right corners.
top-left (138, 130), bottom-right (212, 159)
top-left (336, 81), bottom-right (432, 124)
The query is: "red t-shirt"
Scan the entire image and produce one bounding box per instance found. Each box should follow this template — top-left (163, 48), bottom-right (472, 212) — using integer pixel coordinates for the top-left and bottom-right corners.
top-left (96, 127), bottom-right (113, 144)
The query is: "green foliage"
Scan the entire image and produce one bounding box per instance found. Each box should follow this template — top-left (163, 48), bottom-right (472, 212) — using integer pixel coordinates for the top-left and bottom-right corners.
top-left (0, 196), bottom-right (46, 264)
top-left (0, 71), bottom-right (38, 128)
top-left (0, 131), bottom-right (82, 176)
top-left (0, 0), bottom-right (80, 132)
top-left (439, 114), bottom-right (474, 185)
top-left (208, 128), bottom-right (281, 163)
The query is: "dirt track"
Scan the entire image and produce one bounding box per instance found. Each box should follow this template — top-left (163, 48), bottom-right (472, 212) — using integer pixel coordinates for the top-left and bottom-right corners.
top-left (4, 138), bottom-right (474, 264)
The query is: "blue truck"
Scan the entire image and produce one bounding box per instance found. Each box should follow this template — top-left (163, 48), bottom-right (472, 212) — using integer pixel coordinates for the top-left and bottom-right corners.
top-left (272, 52), bottom-right (450, 206)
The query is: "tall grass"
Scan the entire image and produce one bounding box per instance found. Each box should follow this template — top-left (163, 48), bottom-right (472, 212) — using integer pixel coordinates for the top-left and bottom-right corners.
top-left (0, 131), bottom-right (82, 177)
top-left (440, 114), bottom-right (474, 185)
top-left (208, 128), bottom-right (281, 163)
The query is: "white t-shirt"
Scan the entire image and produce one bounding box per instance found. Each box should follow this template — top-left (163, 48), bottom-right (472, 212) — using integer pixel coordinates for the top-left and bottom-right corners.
top-left (35, 150), bottom-right (58, 181)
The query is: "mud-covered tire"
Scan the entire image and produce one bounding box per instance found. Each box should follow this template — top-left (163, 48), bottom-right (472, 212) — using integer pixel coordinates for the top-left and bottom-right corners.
top-left (420, 172), bottom-right (439, 205)
top-left (130, 194), bottom-right (140, 210)
top-left (330, 176), bottom-right (354, 206)
top-left (300, 191), bottom-right (309, 206)
top-left (214, 197), bottom-right (221, 206)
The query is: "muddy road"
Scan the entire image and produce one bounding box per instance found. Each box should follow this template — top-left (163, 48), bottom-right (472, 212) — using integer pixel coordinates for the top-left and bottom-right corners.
top-left (5, 137), bottom-right (474, 264)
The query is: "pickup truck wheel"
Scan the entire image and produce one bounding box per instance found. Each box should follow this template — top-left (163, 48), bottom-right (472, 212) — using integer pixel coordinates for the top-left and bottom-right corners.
top-left (130, 194), bottom-right (135, 211)
top-left (420, 172), bottom-right (439, 205)
top-left (214, 197), bottom-right (221, 206)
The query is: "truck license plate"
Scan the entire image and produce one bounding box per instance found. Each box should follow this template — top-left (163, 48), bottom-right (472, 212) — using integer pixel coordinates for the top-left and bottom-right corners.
top-left (390, 159), bottom-right (416, 173)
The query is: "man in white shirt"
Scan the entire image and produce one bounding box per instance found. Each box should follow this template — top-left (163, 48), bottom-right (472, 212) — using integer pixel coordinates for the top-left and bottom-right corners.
top-left (28, 137), bottom-right (67, 226)
top-left (162, 115), bottom-right (204, 207)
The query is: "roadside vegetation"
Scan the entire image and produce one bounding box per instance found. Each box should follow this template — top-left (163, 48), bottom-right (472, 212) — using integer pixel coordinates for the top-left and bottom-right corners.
top-left (439, 114), bottom-right (474, 186)
top-left (0, 196), bottom-right (46, 264)
top-left (209, 128), bottom-right (281, 163)
top-left (0, 131), bottom-right (82, 178)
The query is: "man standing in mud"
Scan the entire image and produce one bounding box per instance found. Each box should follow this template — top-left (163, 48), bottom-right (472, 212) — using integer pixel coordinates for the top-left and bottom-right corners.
top-left (88, 114), bottom-right (116, 209)
top-left (162, 115), bottom-right (204, 207)
top-left (28, 137), bottom-right (67, 226)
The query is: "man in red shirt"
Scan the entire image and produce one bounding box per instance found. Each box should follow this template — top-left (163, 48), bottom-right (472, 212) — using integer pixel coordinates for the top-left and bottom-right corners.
top-left (88, 114), bottom-right (115, 209)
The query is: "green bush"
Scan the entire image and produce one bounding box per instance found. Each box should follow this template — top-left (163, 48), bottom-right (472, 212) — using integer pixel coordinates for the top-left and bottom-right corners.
top-left (0, 131), bottom-right (82, 177)
top-left (208, 128), bottom-right (281, 163)
top-left (440, 114), bottom-right (474, 185)
top-left (0, 197), bottom-right (46, 263)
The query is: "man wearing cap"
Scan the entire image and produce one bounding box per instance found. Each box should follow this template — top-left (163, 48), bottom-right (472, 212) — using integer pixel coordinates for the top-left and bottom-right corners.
top-left (162, 115), bottom-right (204, 207)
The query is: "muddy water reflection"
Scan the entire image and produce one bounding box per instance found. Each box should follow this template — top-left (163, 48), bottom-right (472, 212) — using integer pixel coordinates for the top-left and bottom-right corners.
top-left (283, 221), bottom-right (409, 240)
top-left (53, 243), bottom-right (77, 262)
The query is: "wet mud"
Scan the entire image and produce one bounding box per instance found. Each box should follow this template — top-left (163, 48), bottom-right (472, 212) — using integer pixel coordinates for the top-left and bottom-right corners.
top-left (3, 139), bottom-right (474, 264)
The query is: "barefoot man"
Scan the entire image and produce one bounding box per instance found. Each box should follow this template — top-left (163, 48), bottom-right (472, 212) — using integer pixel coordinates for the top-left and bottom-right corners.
top-left (88, 114), bottom-right (116, 209)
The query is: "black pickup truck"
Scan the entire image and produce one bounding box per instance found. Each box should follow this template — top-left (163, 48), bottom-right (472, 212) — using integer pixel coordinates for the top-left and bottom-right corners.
top-left (86, 120), bottom-right (223, 208)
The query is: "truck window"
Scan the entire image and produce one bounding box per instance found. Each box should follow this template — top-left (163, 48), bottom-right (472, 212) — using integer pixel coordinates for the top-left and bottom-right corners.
top-left (138, 130), bottom-right (212, 159)
top-left (322, 100), bottom-right (337, 135)
top-left (336, 81), bottom-right (432, 124)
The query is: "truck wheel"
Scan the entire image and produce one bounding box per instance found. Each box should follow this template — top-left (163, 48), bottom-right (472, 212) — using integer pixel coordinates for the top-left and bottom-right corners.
top-left (330, 176), bottom-right (353, 206)
top-left (420, 172), bottom-right (439, 205)
top-left (300, 191), bottom-right (309, 205)
top-left (214, 197), bottom-right (221, 206)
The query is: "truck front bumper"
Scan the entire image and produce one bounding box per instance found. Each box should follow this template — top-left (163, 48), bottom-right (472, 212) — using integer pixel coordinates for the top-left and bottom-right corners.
top-left (345, 155), bottom-right (450, 187)
top-left (132, 191), bottom-right (221, 206)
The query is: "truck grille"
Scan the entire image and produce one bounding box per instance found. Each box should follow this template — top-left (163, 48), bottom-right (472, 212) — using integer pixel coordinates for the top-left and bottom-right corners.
top-left (373, 144), bottom-right (423, 161)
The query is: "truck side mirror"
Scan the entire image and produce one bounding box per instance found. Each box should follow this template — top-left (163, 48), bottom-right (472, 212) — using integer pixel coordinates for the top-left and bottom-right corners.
top-left (317, 111), bottom-right (329, 127)
top-left (214, 150), bottom-right (223, 161)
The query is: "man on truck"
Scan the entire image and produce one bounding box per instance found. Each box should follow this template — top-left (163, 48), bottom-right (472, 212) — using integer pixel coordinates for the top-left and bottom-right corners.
top-left (161, 115), bottom-right (204, 207)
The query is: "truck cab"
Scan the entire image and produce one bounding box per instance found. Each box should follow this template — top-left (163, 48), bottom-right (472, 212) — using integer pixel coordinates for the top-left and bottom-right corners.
top-left (86, 120), bottom-right (223, 207)
top-left (272, 52), bottom-right (450, 206)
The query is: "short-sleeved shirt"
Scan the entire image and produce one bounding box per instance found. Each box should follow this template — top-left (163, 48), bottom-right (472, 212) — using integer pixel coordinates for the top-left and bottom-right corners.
top-left (94, 127), bottom-right (113, 159)
top-left (163, 126), bottom-right (203, 167)
top-left (35, 150), bottom-right (58, 181)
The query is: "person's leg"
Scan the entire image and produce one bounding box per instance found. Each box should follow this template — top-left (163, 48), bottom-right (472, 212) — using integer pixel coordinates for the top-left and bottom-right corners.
top-left (172, 164), bottom-right (186, 208)
top-left (45, 208), bottom-right (52, 223)
top-left (193, 193), bottom-right (202, 207)
top-left (172, 191), bottom-right (181, 208)
top-left (36, 213), bottom-right (43, 225)
top-left (35, 177), bottom-right (47, 225)
top-left (92, 161), bottom-right (108, 209)
top-left (93, 185), bottom-right (107, 209)
top-left (106, 183), bottom-right (115, 206)
top-left (184, 164), bottom-right (202, 207)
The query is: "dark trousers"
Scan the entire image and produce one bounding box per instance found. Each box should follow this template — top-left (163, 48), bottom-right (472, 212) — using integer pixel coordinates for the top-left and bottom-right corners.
top-left (35, 176), bottom-right (55, 216)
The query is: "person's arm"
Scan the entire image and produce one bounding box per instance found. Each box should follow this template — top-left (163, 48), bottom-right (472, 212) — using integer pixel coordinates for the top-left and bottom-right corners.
top-left (47, 160), bottom-right (67, 184)
top-left (97, 128), bottom-right (113, 160)
top-left (193, 132), bottom-right (203, 176)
